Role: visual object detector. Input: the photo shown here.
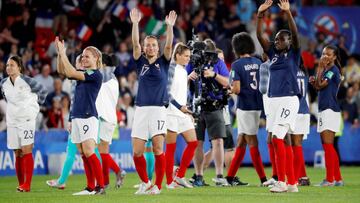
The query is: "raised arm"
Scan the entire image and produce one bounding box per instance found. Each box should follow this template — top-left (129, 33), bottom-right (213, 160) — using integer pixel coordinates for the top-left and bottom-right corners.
top-left (164, 10), bottom-right (177, 60)
top-left (130, 8), bottom-right (142, 60)
top-left (278, 0), bottom-right (300, 49)
top-left (256, 0), bottom-right (273, 53)
top-left (55, 37), bottom-right (85, 81)
top-left (56, 53), bottom-right (65, 75)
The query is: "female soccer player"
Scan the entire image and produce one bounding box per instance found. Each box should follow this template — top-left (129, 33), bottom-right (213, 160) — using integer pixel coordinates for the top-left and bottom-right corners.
top-left (1, 55), bottom-right (47, 192)
top-left (165, 43), bottom-right (198, 189)
top-left (310, 45), bottom-right (343, 187)
top-left (257, 0), bottom-right (300, 192)
top-left (226, 32), bottom-right (267, 186)
top-left (130, 8), bottom-right (177, 195)
top-left (55, 38), bottom-right (105, 195)
top-left (96, 53), bottom-right (126, 189)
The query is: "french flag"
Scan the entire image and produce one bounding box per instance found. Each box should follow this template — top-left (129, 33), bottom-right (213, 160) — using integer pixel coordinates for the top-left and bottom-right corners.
top-left (111, 3), bottom-right (127, 20)
top-left (35, 11), bottom-right (53, 29)
top-left (77, 24), bottom-right (92, 41)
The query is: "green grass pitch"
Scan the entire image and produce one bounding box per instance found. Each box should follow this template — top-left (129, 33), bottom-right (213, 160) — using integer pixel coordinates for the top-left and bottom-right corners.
top-left (1, 167), bottom-right (359, 203)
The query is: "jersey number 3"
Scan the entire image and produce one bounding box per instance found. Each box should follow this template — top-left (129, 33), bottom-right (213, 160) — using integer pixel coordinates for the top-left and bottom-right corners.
top-left (250, 71), bottom-right (257, 90)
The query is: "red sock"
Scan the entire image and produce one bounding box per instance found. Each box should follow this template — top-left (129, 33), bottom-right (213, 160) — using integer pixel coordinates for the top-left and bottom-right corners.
top-left (155, 153), bottom-right (165, 189)
top-left (177, 141), bottom-right (198, 178)
top-left (88, 154), bottom-right (104, 188)
top-left (100, 154), bottom-right (110, 185)
top-left (249, 146), bottom-right (266, 180)
top-left (285, 145), bottom-right (296, 185)
top-left (82, 155), bottom-right (95, 189)
top-left (227, 146), bottom-right (246, 177)
top-left (267, 143), bottom-right (277, 178)
top-left (165, 143), bottom-right (176, 184)
top-left (22, 153), bottom-right (34, 188)
top-left (15, 156), bottom-right (24, 186)
top-left (108, 154), bottom-right (120, 174)
top-left (293, 146), bottom-right (306, 179)
top-left (133, 155), bottom-right (149, 183)
top-left (272, 138), bottom-right (286, 182)
top-left (333, 147), bottom-right (342, 181)
top-left (322, 144), bottom-right (335, 182)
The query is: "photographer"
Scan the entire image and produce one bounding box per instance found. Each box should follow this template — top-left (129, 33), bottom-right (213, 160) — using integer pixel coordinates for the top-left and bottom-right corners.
top-left (187, 39), bottom-right (230, 186)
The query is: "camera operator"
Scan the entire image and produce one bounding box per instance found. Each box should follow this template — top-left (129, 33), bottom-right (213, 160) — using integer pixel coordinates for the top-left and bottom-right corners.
top-left (187, 39), bottom-right (230, 186)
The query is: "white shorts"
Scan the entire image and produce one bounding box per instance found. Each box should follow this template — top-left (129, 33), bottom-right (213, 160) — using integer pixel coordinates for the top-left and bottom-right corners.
top-left (289, 114), bottom-right (310, 136)
top-left (317, 109), bottom-right (341, 133)
top-left (268, 96), bottom-right (299, 139)
top-left (99, 119), bottom-right (116, 144)
top-left (223, 105), bottom-right (231, 126)
top-left (131, 106), bottom-right (167, 141)
top-left (236, 109), bottom-right (261, 135)
top-left (263, 95), bottom-right (271, 131)
top-left (7, 120), bottom-right (36, 149)
top-left (71, 117), bottom-right (99, 144)
top-left (167, 114), bottom-right (194, 133)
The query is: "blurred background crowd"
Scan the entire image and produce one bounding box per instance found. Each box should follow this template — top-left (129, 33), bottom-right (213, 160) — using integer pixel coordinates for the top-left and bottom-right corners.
top-left (1, 0), bottom-right (360, 132)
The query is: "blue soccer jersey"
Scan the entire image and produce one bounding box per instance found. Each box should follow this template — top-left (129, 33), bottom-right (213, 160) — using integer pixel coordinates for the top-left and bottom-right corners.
top-left (231, 57), bottom-right (263, 111)
top-left (297, 69), bottom-right (309, 114)
top-left (71, 69), bottom-right (103, 119)
top-left (135, 55), bottom-right (170, 106)
top-left (266, 45), bottom-right (301, 98)
top-left (318, 65), bottom-right (341, 112)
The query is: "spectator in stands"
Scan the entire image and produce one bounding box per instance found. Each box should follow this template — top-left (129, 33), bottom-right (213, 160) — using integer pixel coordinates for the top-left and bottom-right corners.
top-left (344, 55), bottom-right (360, 85)
top-left (46, 96), bottom-right (64, 129)
top-left (61, 94), bottom-right (70, 129)
top-left (44, 78), bottom-right (69, 109)
top-left (34, 64), bottom-right (54, 93)
top-left (340, 87), bottom-right (359, 126)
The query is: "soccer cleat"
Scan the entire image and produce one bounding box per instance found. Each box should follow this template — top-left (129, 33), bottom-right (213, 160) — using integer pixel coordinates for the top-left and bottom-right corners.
top-left (314, 179), bottom-right (335, 187)
top-left (212, 177), bottom-right (230, 187)
top-left (334, 180), bottom-right (344, 186)
top-left (287, 184), bottom-right (299, 193)
top-left (269, 181), bottom-right (288, 193)
top-left (174, 176), bottom-right (193, 188)
top-left (262, 178), bottom-right (277, 187)
top-left (145, 185), bottom-right (161, 195)
top-left (46, 179), bottom-right (66, 189)
top-left (95, 186), bottom-right (106, 195)
top-left (166, 181), bottom-right (184, 189)
top-left (17, 184), bottom-right (30, 192)
top-left (298, 177), bottom-right (311, 186)
top-left (226, 176), bottom-right (249, 186)
top-left (192, 177), bottom-right (210, 187)
top-left (72, 187), bottom-right (96, 195)
top-left (115, 169), bottom-right (126, 188)
top-left (134, 181), bottom-right (152, 195)
top-left (189, 173), bottom-right (197, 184)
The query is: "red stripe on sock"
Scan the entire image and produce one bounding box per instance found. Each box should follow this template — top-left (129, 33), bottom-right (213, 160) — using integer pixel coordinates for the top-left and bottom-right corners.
top-left (133, 155), bottom-right (149, 183)
top-left (323, 144), bottom-right (335, 182)
top-left (272, 138), bottom-right (286, 182)
top-left (165, 143), bottom-right (176, 184)
top-left (88, 154), bottom-right (104, 188)
top-left (82, 155), bottom-right (95, 189)
top-left (22, 153), bottom-right (34, 188)
top-left (249, 146), bottom-right (266, 180)
top-left (155, 153), bottom-right (165, 189)
top-left (177, 141), bottom-right (198, 178)
top-left (285, 145), bottom-right (296, 185)
top-left (267, 143), bottom-right (277, 177)
top-left (227, 147), bottom-right (246, 177)
top-left (15, 156), bottom-right (24, 186)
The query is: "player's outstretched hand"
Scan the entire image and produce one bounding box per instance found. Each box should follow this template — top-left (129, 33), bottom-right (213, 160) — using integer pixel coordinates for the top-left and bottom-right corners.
top-left (165, 10), bottom-right (177, 27)
top-left (278, 0), bottom-right (290, 11)
top-left (130, 8), bottom-right (142, 24)
top-left (258, 0), bottom-right (273, 14)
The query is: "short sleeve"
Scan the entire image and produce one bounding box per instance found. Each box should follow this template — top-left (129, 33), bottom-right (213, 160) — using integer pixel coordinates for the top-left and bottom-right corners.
top-left (84, 70), bottom-right (102, 82)
top-left (231, 62), bottom-right (241, 81)
top-left (324, 70), bottom-right (335, 81)
top-left (217, 60), bottom-right (229, 77)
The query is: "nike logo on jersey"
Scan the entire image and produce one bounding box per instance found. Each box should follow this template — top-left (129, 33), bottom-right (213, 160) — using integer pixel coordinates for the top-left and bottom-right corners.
top-left (140, 65), bottom-right (150, 76)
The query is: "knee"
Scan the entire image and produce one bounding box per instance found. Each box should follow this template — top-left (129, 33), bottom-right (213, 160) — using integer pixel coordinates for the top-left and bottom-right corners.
top-left (133, 150), bottom-right (144, 157)
top-left (212, 138), bottom-right (223, 147)
top-left (152, 144), bottom-right (163, 155)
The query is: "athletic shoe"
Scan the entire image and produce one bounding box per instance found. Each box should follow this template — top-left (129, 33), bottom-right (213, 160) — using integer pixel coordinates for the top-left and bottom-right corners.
top-left (192, 178), bottom-right (209, 187)
top-left (173, 166), bottom-right (179, 178)
top-left (189, 173), bottom-right (197, 184)
top-left (262, 178), bottom-right (277, 187)
top-left (72, 187), bottom-right (96, 195)
top-left (115, 169), bottom-right (126, 188)
top-left (269, 181), bottom-right (288, 193)
top-left (166, 181), bottom-right (184, 189)
top-left (145, 185), bottom-right (161, 195)
top-left (287, 184), bottom-right (299, 193)
top-left (174, 176), bottom-right (193, 188)
top-left (334, 180), bottom-right (344, 186)
top-left (298, 177), bottom-right (311, 186)
top-left (95, 186), bottom-right (106, 195)
top-left (226, 176), bottom-right (249, 186)
top-left (134, 181), bottom-right (152, 195)
top-left (314, 179), bottom-right (335, 187)
top-left (17, 184), bottom-right (30, 192)
top-left (46, 179), bottom-right (66, 189)
top-left (212, 177), bottom-right (230, 187)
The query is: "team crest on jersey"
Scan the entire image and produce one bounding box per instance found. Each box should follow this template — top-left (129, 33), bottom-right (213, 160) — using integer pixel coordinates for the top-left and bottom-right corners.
top-left (140, 64), bottom-right (150, 76)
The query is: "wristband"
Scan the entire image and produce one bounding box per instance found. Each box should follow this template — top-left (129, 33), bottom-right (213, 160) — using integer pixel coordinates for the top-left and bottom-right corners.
top-left (213, 73), bottom-right (217, 78)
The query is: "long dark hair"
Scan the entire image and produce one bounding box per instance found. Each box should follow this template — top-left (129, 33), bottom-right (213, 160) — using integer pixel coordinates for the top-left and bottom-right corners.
top-left (325, 44), bottom-right (342, 71)
top-left (9, 55), bottom-right (24, 73)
